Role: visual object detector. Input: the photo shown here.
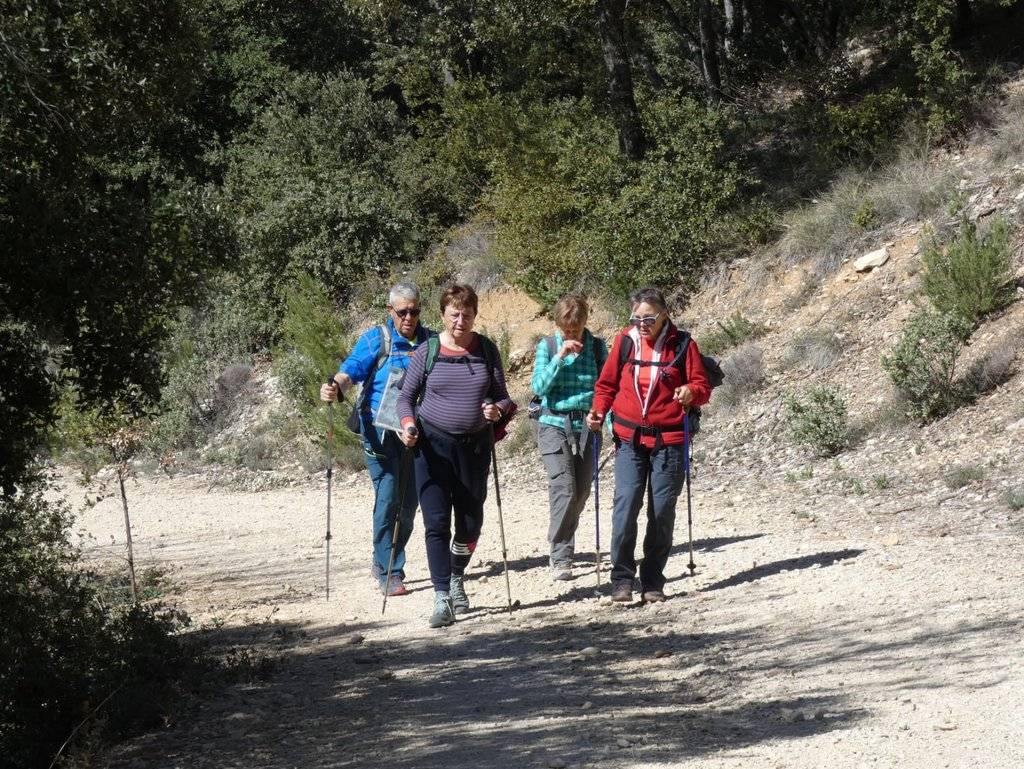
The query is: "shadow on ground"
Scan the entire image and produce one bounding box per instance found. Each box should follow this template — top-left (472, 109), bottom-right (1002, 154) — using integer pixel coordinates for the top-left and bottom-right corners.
top-left (108, 612), bottom-right (862, 769)
top-left (699, 549), bottom-right (864, 591)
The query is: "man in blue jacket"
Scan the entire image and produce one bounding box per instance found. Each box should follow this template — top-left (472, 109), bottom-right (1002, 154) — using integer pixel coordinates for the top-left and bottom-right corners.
top-left (320, 282), bottom-right (432, 597)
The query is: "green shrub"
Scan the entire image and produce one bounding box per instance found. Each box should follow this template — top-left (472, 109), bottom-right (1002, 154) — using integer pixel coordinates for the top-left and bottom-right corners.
top-left (921, 217), bottom-right (1015, 323)
top-left (852, 199), bottom-right (879, 230)
top-left (224, 73), bottom-right (433, 302)
top-left (0, 473), bottom-right (208, 768)
top-left (873, 474), bottom-right (893, 490)
top-left (699, 312), bottom-right (767, 356)
top-left (0, 321), bottom-right (57, 494)
top-left (273, 273), bottom-right (359, 446)
top-left (824, 89), bottom-right (910, 163)
top-left (944, 463), bottom-right (985, 490)
top-left (961, 345), bottom-right (1018, 397)
top-left (881, 309), bottom-right (972, 422)
top-left (274, 350), bottom-right (314, 403)
top-left (1004, 486), bottom-right (1024, 511)
top-left (782, 328), bottom-right (843, 371)
top-left (785, 386), bottom-right (849, 457)
top-left (491, 96), bottom-right (751, 304)
top-left (151, 282), bottom-right (274, 453)
top-left (714, 343), bottom-right (765, 408)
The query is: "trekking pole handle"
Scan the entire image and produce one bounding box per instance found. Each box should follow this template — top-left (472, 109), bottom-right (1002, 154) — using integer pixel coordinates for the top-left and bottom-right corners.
top-left (406, 425), bottom-right (418, 438)
top-left (326, 374), bottom-right (345, 402)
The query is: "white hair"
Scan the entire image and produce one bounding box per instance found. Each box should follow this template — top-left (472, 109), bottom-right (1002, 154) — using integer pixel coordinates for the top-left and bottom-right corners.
top-left (388, 281), bottom-right (420, 305)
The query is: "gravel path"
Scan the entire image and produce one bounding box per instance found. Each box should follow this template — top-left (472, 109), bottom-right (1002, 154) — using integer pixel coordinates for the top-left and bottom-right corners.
top-left (79, 454), bottom-right (1023, 769)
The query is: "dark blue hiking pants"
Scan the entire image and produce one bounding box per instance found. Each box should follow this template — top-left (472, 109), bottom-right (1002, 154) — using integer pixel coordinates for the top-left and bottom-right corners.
top-left (414, 420), bottom-right (490, 593)
top-left (610, 441), bottom-right (686, 592)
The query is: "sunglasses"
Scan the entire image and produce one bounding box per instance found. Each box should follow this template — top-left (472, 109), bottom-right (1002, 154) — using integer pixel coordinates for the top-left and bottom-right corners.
top-left (629, 314), bottom-right (660, 327)
top-left (391, 307), bottom-right (421, 318)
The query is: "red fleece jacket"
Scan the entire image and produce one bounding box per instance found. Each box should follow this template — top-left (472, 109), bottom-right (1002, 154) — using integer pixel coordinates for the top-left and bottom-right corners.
top-left (592, 323), bottom-right (711, 448)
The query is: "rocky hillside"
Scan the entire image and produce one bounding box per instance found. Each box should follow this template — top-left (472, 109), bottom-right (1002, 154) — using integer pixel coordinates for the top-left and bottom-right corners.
top-left (185, 87), bottom-right (1024, 548)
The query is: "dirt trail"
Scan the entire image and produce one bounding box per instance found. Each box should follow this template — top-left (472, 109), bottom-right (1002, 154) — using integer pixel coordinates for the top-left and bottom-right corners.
top-left (79, 458), bottom-right (1023, 769)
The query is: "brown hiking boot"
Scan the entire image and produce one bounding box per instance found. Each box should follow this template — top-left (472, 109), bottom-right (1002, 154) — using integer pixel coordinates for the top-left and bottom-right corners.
top-left (611, 582), bottom-right (633, 603)
top-left (641, 589), bottom-right (667, 603)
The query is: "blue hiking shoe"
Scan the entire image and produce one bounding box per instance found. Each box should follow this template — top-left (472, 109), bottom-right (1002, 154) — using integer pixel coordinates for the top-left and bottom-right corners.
top-left (449, 575), bottom-right (470, 614)
top-left (429, 592), bottom-right (455, 628)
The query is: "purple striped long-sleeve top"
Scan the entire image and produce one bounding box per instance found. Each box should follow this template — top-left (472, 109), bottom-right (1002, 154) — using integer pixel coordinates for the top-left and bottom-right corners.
top-left (398, 335), bottom-right (513, 435)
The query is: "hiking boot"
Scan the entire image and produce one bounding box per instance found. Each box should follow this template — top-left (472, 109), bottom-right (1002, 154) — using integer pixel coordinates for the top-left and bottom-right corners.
top-left (551, 564), bottom-right (573, 582)
top-left (380, 574), bottom-right (408, 597)
top-left (449, 575), bottom-right (470, 614)
top-left (370, 560), bottom-right (385, 583)
top-left (641, 589), bottom-right (667, 603)
top-left (429, 592), bottom-right (456, 628)
top-left (611, 581), bottom-right (633, 603)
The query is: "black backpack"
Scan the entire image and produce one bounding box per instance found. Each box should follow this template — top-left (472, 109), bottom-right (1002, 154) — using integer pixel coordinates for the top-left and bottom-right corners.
top-left (614, 330), bottom-right (724, 435)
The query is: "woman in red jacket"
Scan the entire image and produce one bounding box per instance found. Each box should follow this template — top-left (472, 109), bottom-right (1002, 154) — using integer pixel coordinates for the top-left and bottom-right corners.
top-left (585, 287), bottom-right (711, 603)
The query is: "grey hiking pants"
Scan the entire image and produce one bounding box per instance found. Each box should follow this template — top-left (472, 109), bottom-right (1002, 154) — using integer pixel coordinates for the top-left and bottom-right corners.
top-left (537, 423), bottom-right (594, 567)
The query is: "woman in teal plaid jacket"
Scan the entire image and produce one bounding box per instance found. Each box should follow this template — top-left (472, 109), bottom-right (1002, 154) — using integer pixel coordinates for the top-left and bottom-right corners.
top-left (530, 294), bottom-right (608, 581)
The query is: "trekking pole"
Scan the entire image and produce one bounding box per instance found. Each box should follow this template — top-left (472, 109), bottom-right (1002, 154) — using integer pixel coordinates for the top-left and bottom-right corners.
top-left (592, 431), bottom-right (602, 588)
top-left (382, 428), bottom-right (416, 616)
top-left (324, 376), bottom-right (336, 601)
top-left (684, 411), bottom-right (696, 576)
top-left (484, 398), bottom-right (514, 615)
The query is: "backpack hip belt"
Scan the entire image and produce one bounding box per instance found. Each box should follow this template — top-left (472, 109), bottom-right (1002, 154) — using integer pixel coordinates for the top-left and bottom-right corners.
top-left (611, 414), bottom-right (685, 452)
top-left (541, 408), bottom-right (589, 456)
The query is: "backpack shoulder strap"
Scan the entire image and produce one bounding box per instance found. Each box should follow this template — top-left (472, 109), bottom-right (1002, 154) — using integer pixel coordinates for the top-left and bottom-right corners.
top-left (592, 333), bottom-right (606, 369)
top-left (377, 323), bottom-right (392, 363)
top-left (545, 334), bottom-right (557, 360)
top-left (478, 334), bottom-right (498, 396)
top-left (423, 335), bottom-right (441, 377)
top-left (667, 330), bottom-right (692, 382)
top-left (616, 333), bottom-right (634, 374)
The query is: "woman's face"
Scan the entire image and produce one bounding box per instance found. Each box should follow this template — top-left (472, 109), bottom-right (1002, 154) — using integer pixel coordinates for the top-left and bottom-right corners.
top-left (631, 301), bottom-right (666, 340)
top-left (442, 302), bottom-right (476, 337)
top-left (558, 320), bottom-right (585, 342)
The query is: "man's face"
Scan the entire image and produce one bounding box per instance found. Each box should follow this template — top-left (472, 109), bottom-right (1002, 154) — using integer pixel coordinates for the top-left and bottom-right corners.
top-left (389, 297), bottom-right (421, 338)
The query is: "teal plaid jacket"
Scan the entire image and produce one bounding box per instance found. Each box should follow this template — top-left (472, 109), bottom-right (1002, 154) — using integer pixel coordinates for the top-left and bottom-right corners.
top-left (530, 329), bottom-right (608, 431)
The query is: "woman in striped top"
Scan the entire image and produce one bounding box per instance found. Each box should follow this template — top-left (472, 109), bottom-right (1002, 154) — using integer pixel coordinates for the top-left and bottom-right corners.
top-left (530, 294), bottom-right (607, 581)
top-left (397, 284), bottom-right (514, 628)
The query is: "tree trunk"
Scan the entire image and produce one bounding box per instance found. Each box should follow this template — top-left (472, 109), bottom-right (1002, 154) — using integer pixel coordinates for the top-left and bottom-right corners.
top-left (697, 0), bottom-right (722, 101)
top-left (596, 0), bottom-right (646, 160)
top-left (118, 468), bottom-right (139, 603)
top-left (723, 0), bottom-right (744, 59)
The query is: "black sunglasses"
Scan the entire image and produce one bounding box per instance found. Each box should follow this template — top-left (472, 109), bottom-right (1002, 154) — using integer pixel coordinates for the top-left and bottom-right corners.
top-left (391, 307), bottom-right (421, 318)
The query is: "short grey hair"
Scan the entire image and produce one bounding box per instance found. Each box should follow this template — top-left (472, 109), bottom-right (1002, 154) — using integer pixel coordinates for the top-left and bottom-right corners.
top-left (629, 287), bottom-right (667, 312)
top-left (388, 281), bottom-right (420, 306)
